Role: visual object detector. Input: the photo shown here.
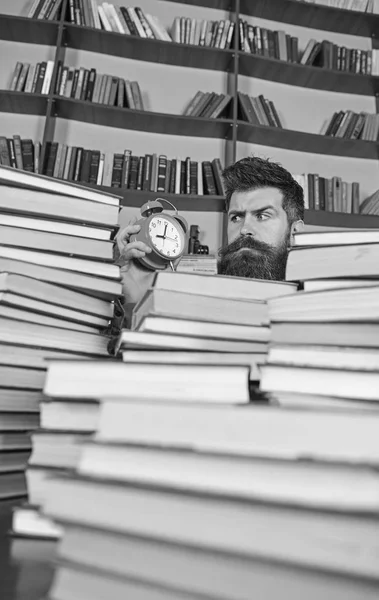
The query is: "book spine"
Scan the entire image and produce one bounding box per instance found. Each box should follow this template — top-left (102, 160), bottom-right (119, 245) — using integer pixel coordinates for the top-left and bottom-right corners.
top-left (20, 139), bottom-right (35, 172)
top-left (12, 135), bottom-right (24, 170)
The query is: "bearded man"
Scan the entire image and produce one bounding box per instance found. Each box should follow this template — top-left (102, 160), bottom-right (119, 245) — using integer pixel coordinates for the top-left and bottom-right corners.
top-left (115, 156), bottom-right (304, 308)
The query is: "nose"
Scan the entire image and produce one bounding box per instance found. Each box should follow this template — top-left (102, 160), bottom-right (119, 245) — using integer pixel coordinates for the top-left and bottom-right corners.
top-left (240, 217), bottom-right (256, 237)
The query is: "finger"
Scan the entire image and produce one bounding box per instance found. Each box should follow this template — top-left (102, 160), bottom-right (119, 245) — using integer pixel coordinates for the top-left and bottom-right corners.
top-left (121, 241), bottom-right (152, 256)
top-left (128, 248), bottom-right (149, 259)
top-left (116, 226), bottom-right (142, 252)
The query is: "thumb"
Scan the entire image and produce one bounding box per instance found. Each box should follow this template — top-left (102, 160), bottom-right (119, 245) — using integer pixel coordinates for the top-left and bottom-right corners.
top-left (129, 215), bottom-right (139, 226)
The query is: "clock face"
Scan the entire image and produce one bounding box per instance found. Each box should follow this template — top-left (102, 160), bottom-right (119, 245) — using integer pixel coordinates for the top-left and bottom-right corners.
top-left (148, 215), bottom-right (185, 259)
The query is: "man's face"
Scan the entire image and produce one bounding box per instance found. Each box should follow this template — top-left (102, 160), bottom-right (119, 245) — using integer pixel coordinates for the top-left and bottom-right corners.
top-left (218, 187), bottom-right (293, 280)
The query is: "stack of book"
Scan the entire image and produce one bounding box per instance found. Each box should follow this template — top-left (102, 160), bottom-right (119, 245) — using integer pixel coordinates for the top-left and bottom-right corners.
top-left (260, 227), bottom-right (379, 410)
top-left (30, 350), bottom-right (379, 599)
top-left (238, 19), bottom-right (299, 61)
top-left (300, 39), bottom-right (373, 74)
top-left (360, 188), bottom-right (379, 215)
top-left (183, 91), bottom-right (232, 120)
top-left (0, 164), bottom-right (121, 508)
top-left (55, 64), bottom-right (144, 109)
top-left (238, 92), bottom-right (283, 128)
top-left (321, 110), bottom-right (379, 141)
top-left (292, 172), bottom-right (360, 213)
top-left (9, 60), bottom-right (55, 95)
top-left (119, 271), bottom-right (297, 382)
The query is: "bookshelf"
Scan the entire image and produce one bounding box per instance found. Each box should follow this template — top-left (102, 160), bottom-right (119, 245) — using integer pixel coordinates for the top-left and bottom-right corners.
top-left (1, 0), bottom-right (379, 250)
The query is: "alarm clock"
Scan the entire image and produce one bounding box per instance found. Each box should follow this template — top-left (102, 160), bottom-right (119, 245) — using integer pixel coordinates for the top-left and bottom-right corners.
top-left (130, 198), bottom-right (189, 271)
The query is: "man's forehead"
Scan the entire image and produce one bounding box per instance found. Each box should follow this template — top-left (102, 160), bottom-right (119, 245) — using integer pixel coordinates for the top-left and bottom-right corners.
top-left (229, 187), bottom-right (284, 212)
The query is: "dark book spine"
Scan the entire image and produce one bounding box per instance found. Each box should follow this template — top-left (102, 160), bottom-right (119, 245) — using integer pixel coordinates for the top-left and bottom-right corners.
top-left (67, 146), bottom-right (77, 181)
top-left (120, 7), bottom-right (138, 35)
top-left (80, 69), bottom-right (90, 101)
top-left (128, 155), bottom-right (139, 189)
top-left (189, 161), bottom-right (198, 194)
top-left (291, 37), bottom-right (299, 62)
top-left (85, 68), bottom-right (96, 101)
top-left (88, 150), bottom-right (100, 184)
top-left (318, 176), bottom-right (326, 211)
top-left (180, 160), bottom-right (186, 194)
top-left (0, 137), bottom-right (11, 166)
top-left (70, 69), bottom-right (80, 98)
top-left (285, 34), bottom-right (292, 62)
top-left (20, 139), bottom-right (34, 172)
top-left (202, 161), bottom-right (217, 195)
top-left (111, 153), bottom-right (124, 188)
top-left (307, 174), bottom-right (315, 210)
top-left (79, 148), bottom-right (92, 182)
top-left (211, 158), bottom-right (225, 196)
top-left (54, 60), bottom-right (63, 94)
top-left (34, 61), bottom-right (47, 94)
top-left (169, 159), bottom-right (176, 193)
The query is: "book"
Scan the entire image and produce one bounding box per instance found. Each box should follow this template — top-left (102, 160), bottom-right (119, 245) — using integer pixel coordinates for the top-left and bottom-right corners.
top-left (121, 350), bottom-right (265, 381)
top-left (0, 272), bottom-right (114, 318)
top-left (0, 185), bottom-right (120, 227)
top-left (268, 284), bottom-right (379, 323)
top-left (0, 164), bottom-right (120, 206)
top-left (56, 527), bottom-right (379, 599)
top-left (0, 225), bottom-right (114, 261)
top-left (152, 272), bottom-right (297, 300)
top-left (43, 471), bottom-right (379, 577)
top-left (131, 288), bottom-right (268, 330)
top-left (0, 258), bottom-right (121, 300)
top-left (115, 330), bottom-right (268, 354)
top-left (286, 243), bottom-right (379, 281)
top-left (136, 315), bottom-right (270, 343)
top-left (44, 361), bottom-right (250, 404)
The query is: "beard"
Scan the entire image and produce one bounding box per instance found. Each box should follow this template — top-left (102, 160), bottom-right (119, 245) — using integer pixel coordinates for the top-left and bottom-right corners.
top-left (218, 232), bottom-right (290, 281)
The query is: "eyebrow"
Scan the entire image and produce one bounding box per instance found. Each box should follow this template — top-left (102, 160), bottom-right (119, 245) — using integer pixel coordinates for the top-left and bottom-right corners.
top-left (228, 205), bottom-right (277, 217)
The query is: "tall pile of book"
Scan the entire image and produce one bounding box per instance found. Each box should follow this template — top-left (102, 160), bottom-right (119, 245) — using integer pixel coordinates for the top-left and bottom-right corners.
top-left (29, 299), bottom-right (379, 599)
top-left (0, 164), bottom-right (121, 514)
top-left (261, 227), bottom-right (379, 411)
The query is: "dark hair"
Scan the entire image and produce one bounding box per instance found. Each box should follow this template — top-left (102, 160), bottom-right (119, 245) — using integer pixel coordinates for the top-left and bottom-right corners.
top-left (222, 156), bottom-right (304, 224)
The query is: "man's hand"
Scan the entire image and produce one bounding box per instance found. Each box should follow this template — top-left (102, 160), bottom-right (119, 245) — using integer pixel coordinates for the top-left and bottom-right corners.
top-left (115, 216), bottom-right (156, 305)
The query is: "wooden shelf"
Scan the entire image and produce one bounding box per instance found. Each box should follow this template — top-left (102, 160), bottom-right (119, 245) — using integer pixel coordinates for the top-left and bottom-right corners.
top-left (237, 121), bottom-right (379, 160)
top-left (64, 24), bottom-right (234, 72)
top-left (88, 186), bottom-right (226, 212)
top-left (165, 0), bottom-right (232, 8)
top-left (239, 0), bottom-right (379, 37)
top-left (53, 97), bottom-right (233, 139)
top-left (238, 53), bottom-right (379, 96)
top-left (83, 187), bottom-right (379, 225)
top-left (0, 15), bottom-right (58, 44)
top-left (0, 91), bottom-right (48, 116)
top-left (304, 209), bottom-right (379, 228)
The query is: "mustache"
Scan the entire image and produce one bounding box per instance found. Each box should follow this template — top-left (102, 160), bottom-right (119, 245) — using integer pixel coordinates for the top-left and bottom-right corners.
top-left (218, 235), bottom-right (276, 258)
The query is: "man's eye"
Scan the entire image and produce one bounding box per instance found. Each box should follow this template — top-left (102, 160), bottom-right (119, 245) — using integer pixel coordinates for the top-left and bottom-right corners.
top-left (230, 215), bottom-right (241, 223)
top-left (256, 213), bottom-right (270, 221)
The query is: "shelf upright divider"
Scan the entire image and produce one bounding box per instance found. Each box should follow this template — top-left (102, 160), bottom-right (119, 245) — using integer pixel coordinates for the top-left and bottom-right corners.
top-left (39, 0), bottom-right (69, 172)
